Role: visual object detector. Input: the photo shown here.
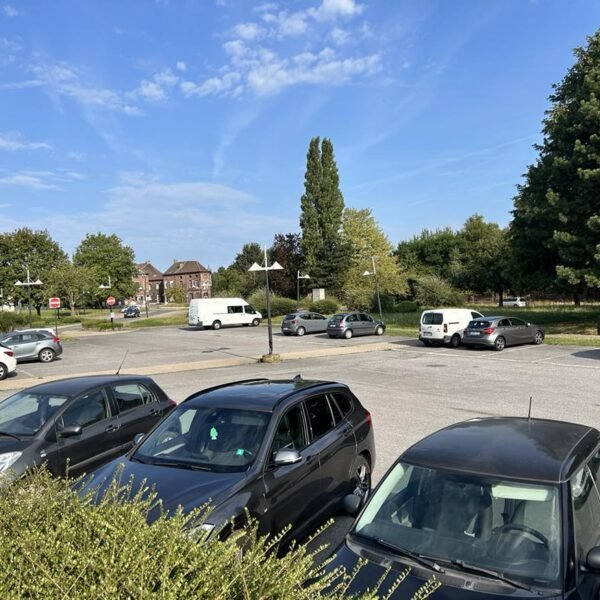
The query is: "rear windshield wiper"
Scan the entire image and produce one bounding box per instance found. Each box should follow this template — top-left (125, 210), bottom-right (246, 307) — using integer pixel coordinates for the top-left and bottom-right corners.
top-left (448, 560), bottom-right (541, 594)
top-left (351, 532), bottom-right (445, 573)
top-left (0, 430), bottom-right (21, 441)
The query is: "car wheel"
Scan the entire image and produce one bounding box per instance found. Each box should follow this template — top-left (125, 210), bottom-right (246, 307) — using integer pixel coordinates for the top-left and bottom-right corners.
top-left (251, 318), bottom-right (260, 327)
top-left (450, 334), bottom-right (461, 348)
top-left (533, 330), bottom-right (544, 345)
top-left (212, 320), bottom-right (222, 330)
top-left (494, 336), bottom-right (506, 351)
top-left (296, 326), bottom-right (306, 337)
top-left (0, 363), bottom-right (6, 381)
top-left (422, 340), bottom-right (431, 347)
top-left (350, 455), bottom-right (371, 507)
top-left (343, 329), bottom-right (353, 339)
top-left (375, 325), bottom-right (384, 336)
top-left (39, 348), bottom-right (56, 363)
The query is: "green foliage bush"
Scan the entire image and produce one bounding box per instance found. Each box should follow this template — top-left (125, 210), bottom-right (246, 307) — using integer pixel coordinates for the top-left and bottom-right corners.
top-left (414, 275), bottom-right (464, 307)
top-left (309, 298), bottom-right (340, 314)
top-left (247, 291), bottom-right (297, 317)
top-left (0, 311), bottom-right (26, 332)
top-left (395, 300), bottom-right (420, 313)
top-left (81, 320), bottom-right (124, 331)
top-left (0, 469), bottom-right (441, 599)
top-left (375, 294), bottom-right (396, 313)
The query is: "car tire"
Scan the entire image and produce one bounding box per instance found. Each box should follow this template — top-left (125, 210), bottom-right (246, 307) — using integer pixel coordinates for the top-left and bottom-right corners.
top-left (212, 320), bottom-right (222, 330)
top-left (533, 330), bottom-right (544, 345)
top-left (39, 348), bottom-right (56, 363)
top-left (494, 336), bottom-right (506, 351)
top-left (344, 329), bottom-right (353, 339)
top-left (0, 363), bottom-right (6, 381)
top-left (422, 340), bottom-right (431, 346)
top-left (450, 334), bottom-right (461, 348)
top-left (375, 325), bottom-right (384, 336)
top-left (350, 455), bottom-right (371, 508)
top-left (296, 326), bottom-right (305, 337)
top-left (251, 318), bottom-right (260, 327)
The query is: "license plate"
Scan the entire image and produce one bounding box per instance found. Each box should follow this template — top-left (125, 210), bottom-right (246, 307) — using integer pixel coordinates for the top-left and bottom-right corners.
top-left (470, 331), bottom-right (480, 336)
top-left (422, 332), bottom-right (432, 336)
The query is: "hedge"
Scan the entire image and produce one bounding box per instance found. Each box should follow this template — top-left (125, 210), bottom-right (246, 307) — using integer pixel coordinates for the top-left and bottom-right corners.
top-left (309, 298), bottom-right (340, 314)
top-left (395, 300), bottom-right (420, 314)
top-left (82, 320), bottom-right (124, 331)
top-left (0, 312), bottom-right (26, 332)
top-left (247, 291), bottom-right (297, 317)
top-left (0, 469), bottom-right (441, 599)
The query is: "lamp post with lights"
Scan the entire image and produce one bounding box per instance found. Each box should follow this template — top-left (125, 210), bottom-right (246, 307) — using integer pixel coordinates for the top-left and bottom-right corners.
top-left (363, 256), bottom-right (383, 321)
top-left (99, 276), bottom-right (114, 330)
top-left (296, 271), bottom-right (310, 310)
top-left (15, 266), bottom-right (43, 328)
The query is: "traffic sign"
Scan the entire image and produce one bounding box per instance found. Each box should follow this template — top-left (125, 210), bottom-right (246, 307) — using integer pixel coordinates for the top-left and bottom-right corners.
top-left (106, 296), bottom-right (116, 306)
top-left (48, 297), bottom-right (61, 309)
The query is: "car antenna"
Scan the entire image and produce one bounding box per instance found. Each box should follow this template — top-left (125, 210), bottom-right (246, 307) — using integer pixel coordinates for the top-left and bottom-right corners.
top-left (116, 350), bottom-right (129, 376)
top-left (527, 396), bottom-right (533, 421)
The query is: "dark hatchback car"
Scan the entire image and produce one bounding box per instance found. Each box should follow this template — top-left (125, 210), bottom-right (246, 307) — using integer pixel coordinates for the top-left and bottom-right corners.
top-left (79, 377), bottom-right (375, 545)
top-left (327, 312), bottom-right (385, 339)
top-left (463, 316), bottom-right (545, 351)
top-left (0, 375), bottom-right (175, 479)
top-left (123, 306), bottom-right (141, 318)
top-left (326, 417), bottom-right (600, 598)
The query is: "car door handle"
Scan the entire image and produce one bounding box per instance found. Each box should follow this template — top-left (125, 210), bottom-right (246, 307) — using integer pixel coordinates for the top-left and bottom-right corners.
top-left (342, 425), bottom-right (352, 435)
top-left (149, 409), bottom-right (162, 416)
top-left (105, 423), bottom-right (121, 432)
top-left (305, 455), bottom-right (318, 465)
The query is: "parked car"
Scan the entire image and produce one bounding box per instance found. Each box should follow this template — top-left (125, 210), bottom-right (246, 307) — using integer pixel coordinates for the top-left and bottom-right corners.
top-left (0, 375), bottom-right (176, 479)
top-left (188, 297), bottom-right (262, 330)
top-left (281, 312), bottom-right (328, 336)
top-left (419, 308), bottom-right (483, 347)
top-left (327, 312), bottom-right (385, 339)
top-left (123, 306), bottom-right (141, 318)
top-left (0, 330), bottom-right (63, 363)
top-left (0, 345), bottom-right (17, 380)
top-left (326, 417), bottom-right (600, 598)
top-left (463, 316), bottom-right (544, 351)
top-left (78, 377), bottom-right (375, 545)
top-left (502, 296), bottom-right (527, 308)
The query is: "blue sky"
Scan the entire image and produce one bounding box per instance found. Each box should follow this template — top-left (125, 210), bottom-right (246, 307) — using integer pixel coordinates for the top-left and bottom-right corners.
top-left (1, 0), bottom-right (599, 271)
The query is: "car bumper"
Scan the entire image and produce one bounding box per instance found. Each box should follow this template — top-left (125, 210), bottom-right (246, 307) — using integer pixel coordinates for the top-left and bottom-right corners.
top-left (462, 336), bottom-right (495, 347)
top-left (327, 329), bottom-right (346, 337)
top-left (419, 335), bottom-right (449, 344)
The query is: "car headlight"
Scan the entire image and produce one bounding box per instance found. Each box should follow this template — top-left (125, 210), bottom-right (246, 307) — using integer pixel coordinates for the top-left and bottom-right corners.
top-left (0, 451), bottom-right (22, 473)
top-left (186, 522), bottom-right (216, 541)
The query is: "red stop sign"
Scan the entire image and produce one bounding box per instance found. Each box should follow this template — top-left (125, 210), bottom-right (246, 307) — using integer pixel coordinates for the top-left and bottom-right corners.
top-left (106, 296), bottom-right (116, 306)
top-left (48, 297), bottom-right (61, 309)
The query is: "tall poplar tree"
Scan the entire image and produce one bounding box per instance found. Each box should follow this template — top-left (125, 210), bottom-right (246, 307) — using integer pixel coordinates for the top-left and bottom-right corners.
top-left (510, 30), bottom-right (600, 302)
top-left (299, 137), bottom-right (347, 293)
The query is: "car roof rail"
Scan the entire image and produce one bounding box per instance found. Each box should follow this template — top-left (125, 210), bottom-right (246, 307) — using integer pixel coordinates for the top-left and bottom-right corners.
top-left (181, 378), bottom-right (270, 403)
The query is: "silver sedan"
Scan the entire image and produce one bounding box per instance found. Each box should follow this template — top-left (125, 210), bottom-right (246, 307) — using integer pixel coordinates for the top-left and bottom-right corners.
top-left (462, 316), bottom-right (544, 351)
top-left (280, 311), bottom-right (329, 336)
top-left (0, 330), bottom-right (63, 362)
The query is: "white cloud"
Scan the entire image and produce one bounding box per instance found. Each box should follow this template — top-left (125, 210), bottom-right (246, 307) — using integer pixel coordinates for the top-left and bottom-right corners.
top-left (181, 71), bottom-right (241, 98)
top-left (3, 4), bottom-right (19, 17)
top-left (329, 26), bottom-right (350, 45)
top-left (309, 0), bottom-right (365, 21)
top-left (0, 169), bottom-right (84, 190)
top-left (0, 132), bottom-right (51, 151)
top-left (67, 152), bottom-right (85, 161)
top-left (175, 61), bottom-right (187, 72)
top-left (133, 68), bottom-right (179, 102)
top-left (232, 22), bottom-right (264, 41)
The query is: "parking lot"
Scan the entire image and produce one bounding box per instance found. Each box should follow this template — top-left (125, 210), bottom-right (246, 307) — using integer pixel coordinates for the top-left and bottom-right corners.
top-left (1, 326), bottom-right (599, 553)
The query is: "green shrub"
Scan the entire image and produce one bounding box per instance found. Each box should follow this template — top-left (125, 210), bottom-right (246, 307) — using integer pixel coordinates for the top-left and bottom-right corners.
top-left (374, 294), bottom-right (396, 313)
top-left (414, 275), bottom-right (464, 307)
top-left (309, 298), bottom-right (340, 314)
top-left (395, 300), bottom-right (419, 313)
top-left (247, 291), bottom-right (296, 317)
top-left (81, 320), bottom-right (124, 331)
top-left (0, 311), bottom-right (26, 332)
top-left (0, 469), bottom-right (441, 599)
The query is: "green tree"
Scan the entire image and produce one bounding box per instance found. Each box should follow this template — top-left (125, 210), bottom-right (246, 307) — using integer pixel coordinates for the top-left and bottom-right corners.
top-left (299, 137), bottom-right (347, 293)
top-left (341, 208), bottom-right (406, 309)
top-left (45, 263), bottom-right (97, 316)
top-left (165, 284), bottom-right (188, 304)
top-left (73, 234), bottom-right (137, 301)
top-left (510, 30), bottom-right (600, 303)
top-left (268, 233), bottom-right (302, 298)
top-left (0, 228), bottom-right (68, 315)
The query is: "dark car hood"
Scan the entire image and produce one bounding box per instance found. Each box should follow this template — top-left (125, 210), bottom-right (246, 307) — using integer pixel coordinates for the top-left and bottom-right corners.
top-left (79, 457), bottom-right (247, 521)
top-left (325, 538), bottom-right (562, 599)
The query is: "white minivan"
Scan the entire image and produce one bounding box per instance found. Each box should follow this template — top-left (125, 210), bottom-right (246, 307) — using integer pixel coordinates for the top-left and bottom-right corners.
top-left (188, 298), bottom-right (262, 330)
top-left (419, 308), bottom-right (484, 347)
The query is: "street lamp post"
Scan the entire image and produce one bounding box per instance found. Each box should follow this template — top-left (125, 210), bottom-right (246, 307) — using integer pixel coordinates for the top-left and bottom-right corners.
top-left (99, 276), bottom-right (114, 330)
top-left (249, 248), bottom-right (284, 358)
top-left (15, 266), bottom-right (43, 328)
top-left (296, 271), bottom-right (310, 310)
top-left (363, 256), bottom-right (383, 321)
top-left (140, 272), bottom-right (149, 318)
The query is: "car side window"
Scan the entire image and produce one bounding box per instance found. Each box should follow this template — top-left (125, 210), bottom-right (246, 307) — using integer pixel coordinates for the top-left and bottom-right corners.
top-left (358, 313), bottom-right (369, 322)
top-left (59, 389), bottom-right (108, 429)
top-left (112, 383), bottom-right (146, 413)
top-left (270, 404), bottom-right (308, 459)
top-left (305, 395), bottom-right (335, 438)
top-left (510, 318), bottom-right (526, 327)
top-left (331, 392), bottom-right (353, 417)
top-left (498, 319), bottom-right (511, 327)
top-left (471, 312), bottom-right (482, 319)
top-left (21, 334), bottom-right (38, 343)
top-left (571, 465), bottom-right (600, 562)
top-left (300, 313), bottom-right (311, 320)
top-left (347, 314), bottom-right (357, 323)
top-left (227, 305), bottom-right (243, 314)
top-left (138, 384), bottom-right (157, 404)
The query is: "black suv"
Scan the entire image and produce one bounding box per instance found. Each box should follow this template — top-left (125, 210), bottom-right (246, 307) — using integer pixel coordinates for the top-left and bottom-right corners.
top-left (79, 377), bottom-right (375, 545)
top-left (326, 417), bottom-right (600, 598)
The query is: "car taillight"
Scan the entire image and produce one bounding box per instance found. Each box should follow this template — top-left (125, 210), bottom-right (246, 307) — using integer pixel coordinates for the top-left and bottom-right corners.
top-left (53, 336), bottom-right (59, 343)
top-left (291, 320), bottom-right (297, 324)
top-left (483, 327), bottom-right (495, 335)
top-left (167, 399), bottom-right (177, 408)
top-left (365, 410), bottom-right (372, 425)
top-left (3, 350), bottom-right (13, 357)
top-left (443, 323), bottom-right (448, 333)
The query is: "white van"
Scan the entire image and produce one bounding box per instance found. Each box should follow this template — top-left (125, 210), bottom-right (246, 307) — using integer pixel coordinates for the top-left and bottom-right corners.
top-left (419, 308), bottom-right (483, 347)
top-left (188, 298), bottom-right (262, 330)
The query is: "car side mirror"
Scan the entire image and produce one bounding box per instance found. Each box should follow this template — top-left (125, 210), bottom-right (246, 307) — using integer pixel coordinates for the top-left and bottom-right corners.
top-left (57, 424), bottom-right (82, 438)
top-left (133, 433), bottom-right (145, 446)
top-left (342, 494), bottom-right (362, 516)
top-left (273, 449), bottom-right (302, 466)
top-left (587, 547), bottom-right (600, 572)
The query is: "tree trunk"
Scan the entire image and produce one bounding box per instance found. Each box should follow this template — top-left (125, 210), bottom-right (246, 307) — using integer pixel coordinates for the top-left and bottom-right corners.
top-left (69, 296), bottom-right (76, 317)
top-left (36, 305), bottom-right (42, 316)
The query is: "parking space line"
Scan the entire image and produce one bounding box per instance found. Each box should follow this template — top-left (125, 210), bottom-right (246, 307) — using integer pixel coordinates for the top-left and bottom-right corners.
top-left (531, 351), bottom-right (577, 364)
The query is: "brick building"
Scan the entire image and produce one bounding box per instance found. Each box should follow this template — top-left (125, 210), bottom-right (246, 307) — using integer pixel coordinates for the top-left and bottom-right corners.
top-left (163, 260), bottom-right (212, 301)
top-left (135, 262), bottom-right (164, 304)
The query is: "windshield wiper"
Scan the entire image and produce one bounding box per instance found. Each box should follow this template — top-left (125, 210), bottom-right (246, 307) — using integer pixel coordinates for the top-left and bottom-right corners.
top-left (351, 532), bottom-right (445, 573)
top-left (0, 430), bottom-right (21, 441)
top-left (148, 459), bottom-right (212, 471)
top-left (448, 560), bottom-right (542, 594)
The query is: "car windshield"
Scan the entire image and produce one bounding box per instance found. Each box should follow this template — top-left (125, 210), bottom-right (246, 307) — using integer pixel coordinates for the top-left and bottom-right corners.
top-left (245, 305), bottom-right (257, 314)
top-left (0, 391), bottom-right (70, 436)
top-left (133, 406), bottom-right (270, 473)
top-left (468, 320), bottom-right (492, 329)
top-left (422, 313), bottom-right (443, 325)
top-left (283, 314), bottom-right (297, 320)
top-left (353, 462), bottom-right (562, 590)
